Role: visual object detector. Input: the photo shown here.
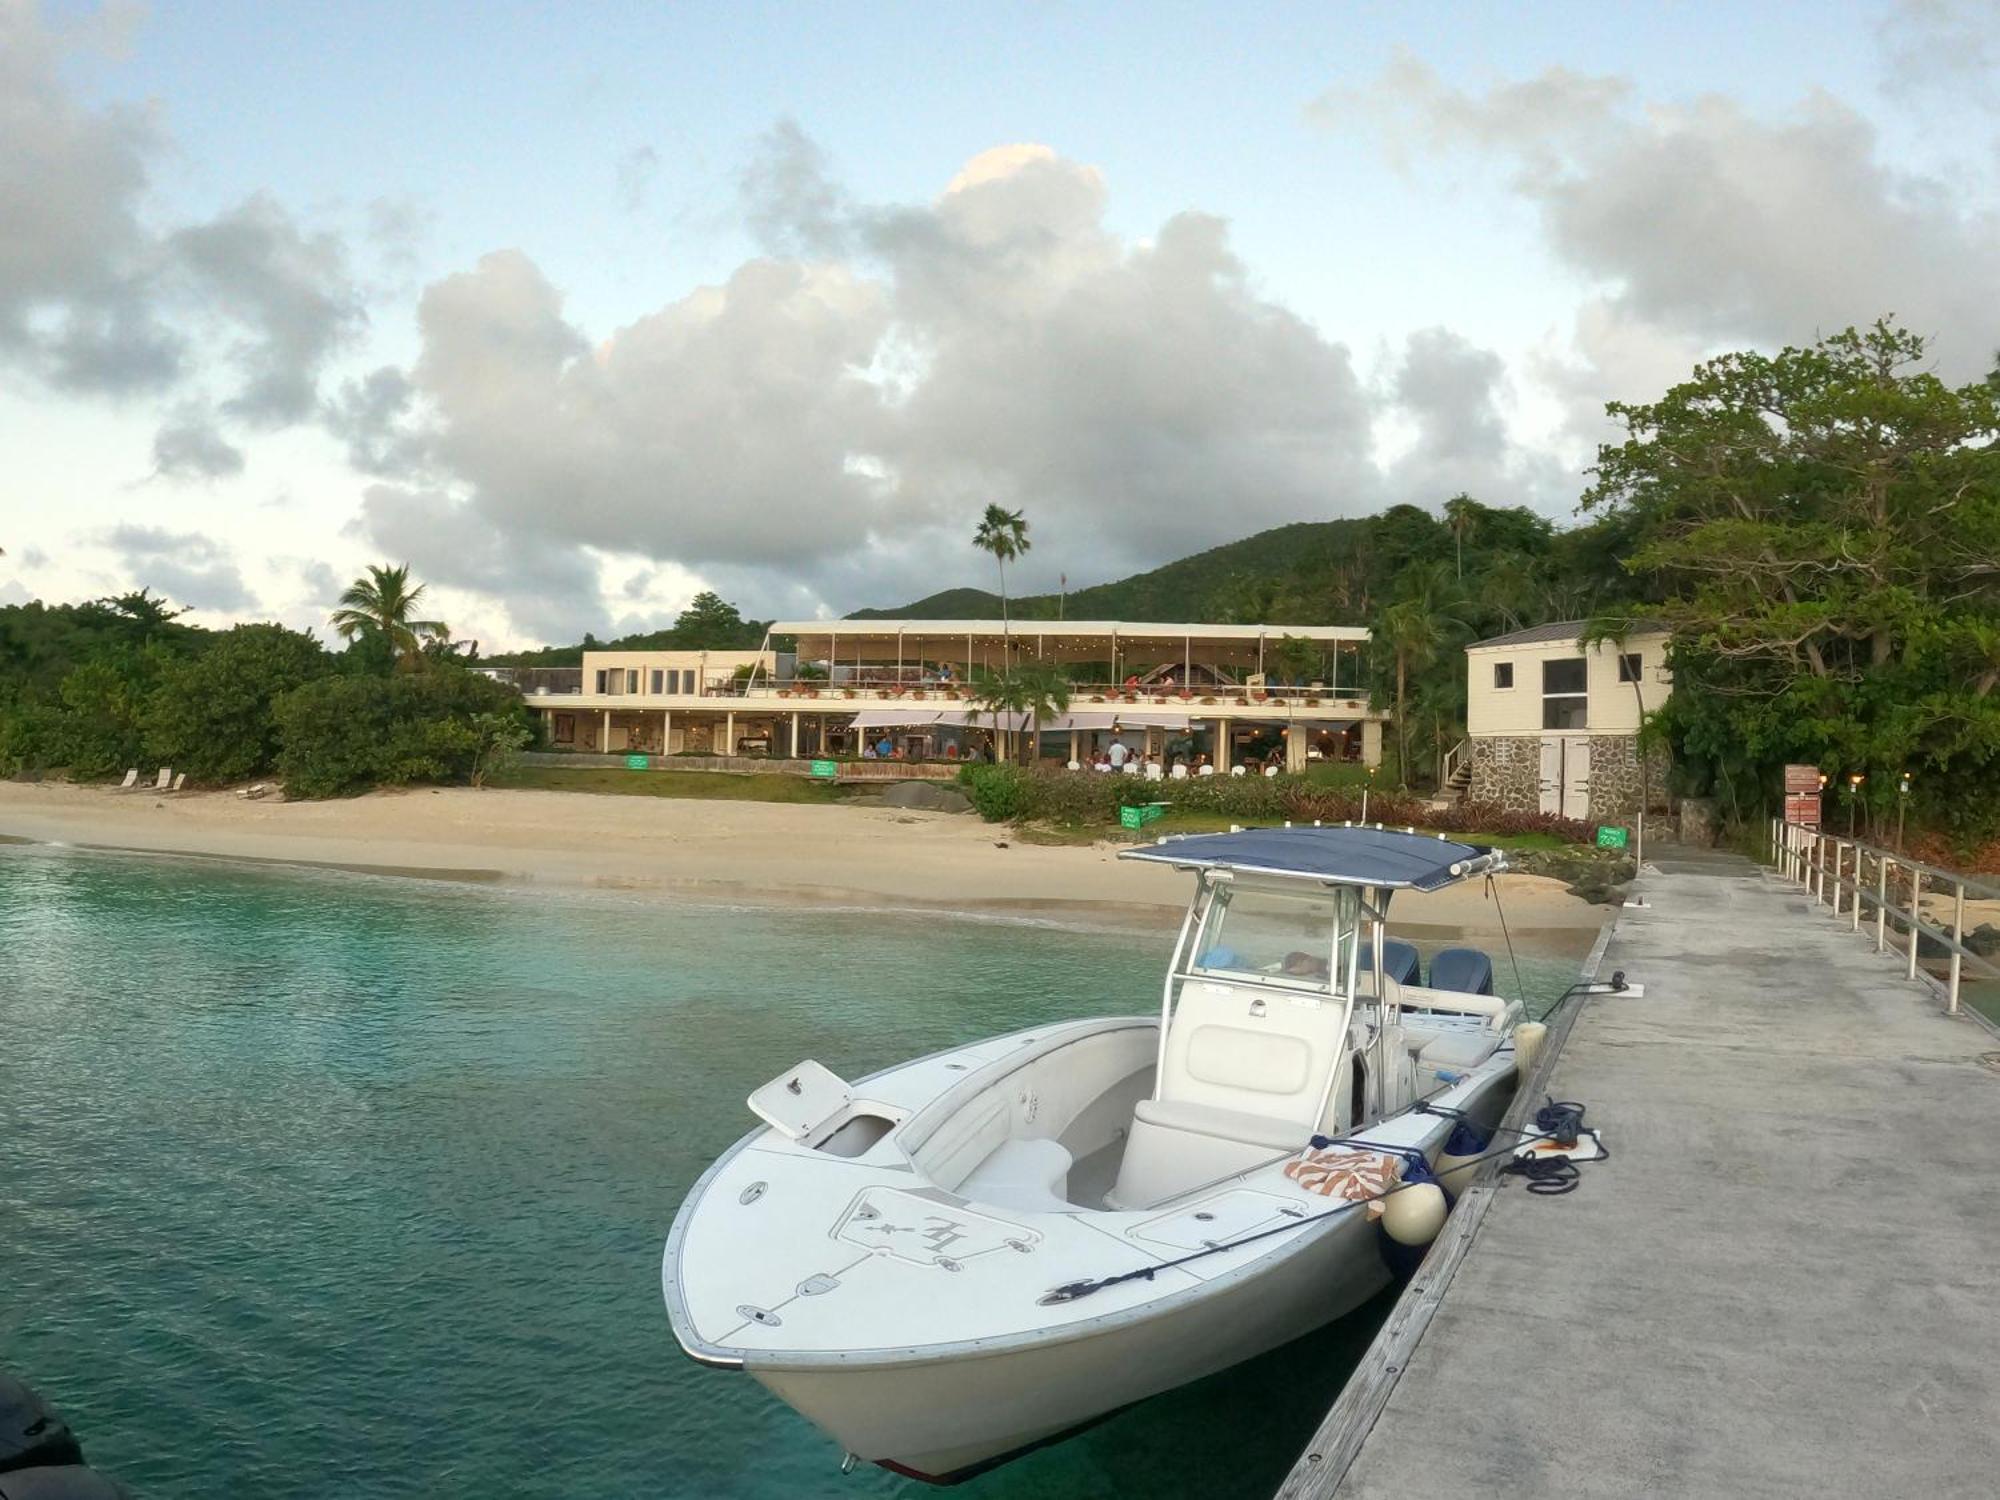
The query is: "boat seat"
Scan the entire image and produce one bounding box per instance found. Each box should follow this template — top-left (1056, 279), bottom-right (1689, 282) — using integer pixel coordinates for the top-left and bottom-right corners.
top-left (1402, 1026), bottom-right (1503, 1072)
top-left (1133, 1097), bottom-right (1312, 1151)
top-left (958, 1137), bottom-right (1074, 1214)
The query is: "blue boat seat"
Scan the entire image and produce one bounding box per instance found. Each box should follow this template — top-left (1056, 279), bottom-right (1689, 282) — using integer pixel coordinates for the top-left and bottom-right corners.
top-left (1356, 939), bottom-right (1421, 987)
top-left (1428, 947), bottom-right (1495, 996)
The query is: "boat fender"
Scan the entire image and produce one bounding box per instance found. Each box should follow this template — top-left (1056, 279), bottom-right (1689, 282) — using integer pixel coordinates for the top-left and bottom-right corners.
top-left (0, 1373), bottom-right (84, 1475)
top-left (1434, 1119), bottom-right (1492, 1200)
top-left (1512, 1021), bottom-right (1548, 1074)
top-left (1377, 1181), bottom-right (1447, 1248)
top-left (0, 1467), bottom-right (136, 1500)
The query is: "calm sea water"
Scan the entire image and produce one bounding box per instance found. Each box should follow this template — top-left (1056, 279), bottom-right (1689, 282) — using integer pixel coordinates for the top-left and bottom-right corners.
top-left (1, 847), bottom-right (1580, 1499)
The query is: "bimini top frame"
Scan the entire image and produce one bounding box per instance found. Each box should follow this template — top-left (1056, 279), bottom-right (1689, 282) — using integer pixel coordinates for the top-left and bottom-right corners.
top-left (1119, 824), bottom-right (1505, 893)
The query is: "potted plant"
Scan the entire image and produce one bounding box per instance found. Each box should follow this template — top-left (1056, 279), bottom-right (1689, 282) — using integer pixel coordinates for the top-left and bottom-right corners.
top-left (1089, 693), bottom-right (1105, 703)
top-left (1304, 696), bottom-right (1321, 707)
top-left (842, 687), bottom-right (857, 699)
top-left (911, 688), bottom-right (927, 700)
top-left (1234, 694), bottom-right (1250, 706)
top-left (1201, 695), bottom-right (1217, 705)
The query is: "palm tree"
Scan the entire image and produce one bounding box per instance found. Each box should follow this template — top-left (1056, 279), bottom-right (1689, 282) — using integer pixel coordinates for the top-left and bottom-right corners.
top-left (965, 661), bottom-right (1071, 764)
top-left (331, 563), bottom-right (449, 671)
top-left (1443, 494), bottom-right (1478, 580)
top-left (972, 505), bottom-right (1031, 658)
top-left (1377, 561), bottom-right (1469, 787)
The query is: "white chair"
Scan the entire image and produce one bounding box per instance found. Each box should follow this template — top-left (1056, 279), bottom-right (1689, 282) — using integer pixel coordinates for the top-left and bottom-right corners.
top-left (1122, 761), bottom-right (1141, 775)
top-left (1198, 764), bottom-right (1216, 777)
top-left (1145, 762), bottom-right (1164, 782)
top-left (1095, 763), bottom-right (1114, 773)
top-left (153, 767), bottom-right (173, 791)
top-left (1230, 765), bottom-right (1247, 777)
top-left (1169, 764), bottom-right (1189, 781)
top-left (170, 772), bottom-right (187, 792)
top-left (1066, 759), bottom-right (1082, 772)
top-left (116, 768), bottom-right (138, 791)
top-left (1263, 765), bottom-right (1279, 778)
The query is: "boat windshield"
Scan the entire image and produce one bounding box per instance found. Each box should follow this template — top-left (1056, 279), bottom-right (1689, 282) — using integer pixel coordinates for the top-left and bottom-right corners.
top-left (1186, 883), bottom-right (1362, 996)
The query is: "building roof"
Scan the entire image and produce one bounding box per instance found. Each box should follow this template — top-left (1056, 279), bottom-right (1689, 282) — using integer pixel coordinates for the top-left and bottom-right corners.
top-left (770, 619), bottom-right (1368, 643)
top-left (1119, 825), bottom-right (1501, 892)
top-left (1467, 619), bottom-right (1666, 651)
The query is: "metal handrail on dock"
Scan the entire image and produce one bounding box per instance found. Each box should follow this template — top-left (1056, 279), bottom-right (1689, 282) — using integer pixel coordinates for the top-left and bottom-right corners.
top-left (1766, 818), bottom-right (1998, 1018)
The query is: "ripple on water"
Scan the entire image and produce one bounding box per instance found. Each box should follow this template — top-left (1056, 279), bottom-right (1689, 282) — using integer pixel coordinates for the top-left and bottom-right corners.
top-left (0, 846), bottom-right (1582, 1499)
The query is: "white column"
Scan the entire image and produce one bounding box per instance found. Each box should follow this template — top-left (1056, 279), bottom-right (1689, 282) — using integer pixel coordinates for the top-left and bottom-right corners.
top-left (725, 711), bottom-right (735, 755)
top-left (601, 708), bottom-right (610, 752)
top-left (790, 712), bottom-right (800, 757)
top-left (664, 709), bottom-right (673, 753)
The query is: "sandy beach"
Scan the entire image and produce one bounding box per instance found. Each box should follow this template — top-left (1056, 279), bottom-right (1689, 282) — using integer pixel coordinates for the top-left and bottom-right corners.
top-left (0, 781), bottom-right (1607, 948)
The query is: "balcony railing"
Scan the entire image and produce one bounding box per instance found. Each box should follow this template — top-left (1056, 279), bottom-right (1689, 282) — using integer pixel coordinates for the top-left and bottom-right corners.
top-left (506, 667), bottom-right (1369, 711)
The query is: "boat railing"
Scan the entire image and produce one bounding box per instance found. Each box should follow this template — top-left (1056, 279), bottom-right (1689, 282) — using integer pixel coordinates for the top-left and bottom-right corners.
top-left (1767, 819), bottom-right (2000, 1023)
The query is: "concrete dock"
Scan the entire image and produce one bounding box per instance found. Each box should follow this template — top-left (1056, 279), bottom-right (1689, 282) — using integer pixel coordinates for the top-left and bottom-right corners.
top-left (1289, 847), bottom-right (2000, 1497)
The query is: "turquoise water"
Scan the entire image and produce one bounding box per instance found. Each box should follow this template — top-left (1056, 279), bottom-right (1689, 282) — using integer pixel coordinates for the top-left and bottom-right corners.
top-left (1, 848), bottom-right (1580, 1499)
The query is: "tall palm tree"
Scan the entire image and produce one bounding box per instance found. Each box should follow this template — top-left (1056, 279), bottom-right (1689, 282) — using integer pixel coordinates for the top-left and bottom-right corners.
top-left (331, 563), bottom-right (449, 671)
top-left (1443, 494), bottom-right (1478, 580)
top-left (1377, 561), bottom-right (1469, 787)
top-left (972, 505), bottom-right (1031, 658)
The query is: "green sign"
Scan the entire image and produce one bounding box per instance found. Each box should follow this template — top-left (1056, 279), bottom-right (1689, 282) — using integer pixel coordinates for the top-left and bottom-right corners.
top-left (810, 759), bottom-right (838, 779)
top-left (1119, 802), bottom-right (1169, 830)
top-left (1595, 825), bottom-right (1629, 849)
top-left (624, 753), bottom-right (650, 770)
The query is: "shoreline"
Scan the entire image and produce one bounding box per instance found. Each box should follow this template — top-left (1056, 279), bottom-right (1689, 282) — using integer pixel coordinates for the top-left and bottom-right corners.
top-left (0, 782), bottom-right (1609, 952)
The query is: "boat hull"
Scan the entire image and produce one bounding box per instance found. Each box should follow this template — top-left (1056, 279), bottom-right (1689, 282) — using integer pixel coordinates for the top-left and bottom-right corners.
top-left (752, 1197), bottom-right (1394, 1482)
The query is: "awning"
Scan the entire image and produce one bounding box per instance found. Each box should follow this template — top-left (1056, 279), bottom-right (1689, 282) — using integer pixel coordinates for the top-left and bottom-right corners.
top-left (847, 709), bottom-right (943, 730)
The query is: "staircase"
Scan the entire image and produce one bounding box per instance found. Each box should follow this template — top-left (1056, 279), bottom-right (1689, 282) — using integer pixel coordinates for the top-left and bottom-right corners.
top-left (1441, 738), bottom-right (1473, 803)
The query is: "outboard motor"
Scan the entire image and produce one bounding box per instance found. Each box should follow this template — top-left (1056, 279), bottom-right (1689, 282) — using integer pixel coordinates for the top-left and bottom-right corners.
top-left (0, 1374), bottom-right (133, 1500)
top-left (1356, 939), bottom-right (1421, 986)
top-left (1427, 947), bottom-right (1495, 996)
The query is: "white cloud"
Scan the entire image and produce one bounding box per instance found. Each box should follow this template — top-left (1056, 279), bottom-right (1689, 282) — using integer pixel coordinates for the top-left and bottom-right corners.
top-left (103, 523), bottom-right (256, 612)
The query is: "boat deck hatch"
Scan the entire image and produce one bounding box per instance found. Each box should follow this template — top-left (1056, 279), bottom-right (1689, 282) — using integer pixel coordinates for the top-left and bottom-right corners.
top-left (1130, 1189), bottom-right (1303, 1252)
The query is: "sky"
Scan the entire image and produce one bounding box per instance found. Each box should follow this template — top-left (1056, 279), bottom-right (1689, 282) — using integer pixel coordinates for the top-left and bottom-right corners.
top-left (3, 0), bottom-right (1997, 649)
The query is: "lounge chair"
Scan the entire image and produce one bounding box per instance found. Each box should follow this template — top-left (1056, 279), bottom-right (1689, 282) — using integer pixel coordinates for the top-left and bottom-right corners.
top-left (1357, 939), bottom-right (1422, 987)
top-left (116, 768), bottom-right (138, 791)
top-left (153, 768), bottom-right (172, 791)
top-left (1428, 947), bottom-right (1496, 996)
top-left (170, 772), bottom-right (187, 793)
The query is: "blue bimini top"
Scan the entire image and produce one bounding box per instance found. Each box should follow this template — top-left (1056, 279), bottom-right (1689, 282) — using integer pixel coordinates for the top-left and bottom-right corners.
top-left (1118, 824), bottom-right (1501, 892)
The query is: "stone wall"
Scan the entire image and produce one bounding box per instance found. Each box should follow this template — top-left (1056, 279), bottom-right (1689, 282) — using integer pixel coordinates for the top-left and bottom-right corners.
top-left (1468, 736), bottom-right (1542, 814)
top-left (1586, 734), bottom-right (1669, 820)
top-left (1468, 734), bottom-right (1668, 821)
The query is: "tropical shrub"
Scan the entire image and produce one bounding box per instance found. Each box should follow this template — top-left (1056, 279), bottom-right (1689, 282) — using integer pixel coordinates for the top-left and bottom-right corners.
top-left (274, 667), bottom-right (528, 798)
top-left (143, 624), bottom-right (332, 782)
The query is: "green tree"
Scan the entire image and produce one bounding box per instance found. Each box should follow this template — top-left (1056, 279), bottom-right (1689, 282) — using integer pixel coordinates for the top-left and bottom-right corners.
top-left (468, 711), bottom-right (533, 788)
top-left (671, 590), bottom-right (754, 649)
top-left (972, 505), bottom-right (1032, 651)
top-left (330, 564), bottom-right (449, 672)
top-left (143, 624), bottom-right (331, 782)
top-left (1376, 561), bottom-right (1470, 788)
top-left (1585, 321), bottom-right (2000, 840)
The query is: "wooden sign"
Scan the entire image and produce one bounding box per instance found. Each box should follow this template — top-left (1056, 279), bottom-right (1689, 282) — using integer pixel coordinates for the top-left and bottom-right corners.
top-left (1783, 764), bottom-right (1821, 795)
top-left (1784, 792), bottom-right (1822, 827)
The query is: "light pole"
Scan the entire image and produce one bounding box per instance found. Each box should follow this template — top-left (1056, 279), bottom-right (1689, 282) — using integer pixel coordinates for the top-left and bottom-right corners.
top-left (1897, 772), bottom-right (1911, 852)
top-left (1847, 772), bottom-right (1865, 837)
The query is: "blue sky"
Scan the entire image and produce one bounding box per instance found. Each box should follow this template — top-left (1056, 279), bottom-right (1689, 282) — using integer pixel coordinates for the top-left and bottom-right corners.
top-left (6, 1), bottom-right (1995, 645)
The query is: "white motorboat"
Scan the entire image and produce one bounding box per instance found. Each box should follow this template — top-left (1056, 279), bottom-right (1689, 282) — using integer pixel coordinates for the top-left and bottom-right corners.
top-left (662, 826), bottom-right (1527, 1483)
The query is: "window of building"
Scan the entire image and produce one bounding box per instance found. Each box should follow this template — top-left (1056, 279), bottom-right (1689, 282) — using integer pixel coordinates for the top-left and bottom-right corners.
top-left (666, 669), bottom-right (682, 694)
top-left (650, 669), bottom-right (664, 694)
top-left (1618, 652), bottom-right (1642, 684)
top-left (1542, 656), bottom-right (1588, 730)
top-left (625, 670), bottom-right (639, 693)
top-left (594, 669), bottom-right (607, 694)
top-left (1492, 661), bottom-right (1514, 690)
top-left (554, 714), bottom-right (574, 745)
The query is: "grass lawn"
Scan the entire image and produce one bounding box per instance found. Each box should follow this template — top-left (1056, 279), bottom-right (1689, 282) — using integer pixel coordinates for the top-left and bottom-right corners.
top-left (488, 764), bottom-right (858, 804)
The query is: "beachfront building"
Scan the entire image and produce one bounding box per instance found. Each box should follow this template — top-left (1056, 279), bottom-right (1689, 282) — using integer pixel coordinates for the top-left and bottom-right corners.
top-left (1460, 621), bottom-right (1671, 820)
top-left (495, 620), bottom-right (1387, 771)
